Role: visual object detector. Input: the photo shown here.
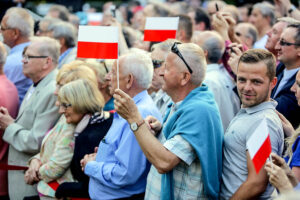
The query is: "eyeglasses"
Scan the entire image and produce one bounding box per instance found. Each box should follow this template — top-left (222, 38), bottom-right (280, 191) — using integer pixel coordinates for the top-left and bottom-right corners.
top-left (171, 42), bottom-right (193, 74)
top-left (60, 102), bottom-right (72, 109)
top-left (152, 60), bottom-right (164, 69)
top-left (279, 39), bottom-right (300, 47)
top-left (22, 54), bottom-right (48, 62)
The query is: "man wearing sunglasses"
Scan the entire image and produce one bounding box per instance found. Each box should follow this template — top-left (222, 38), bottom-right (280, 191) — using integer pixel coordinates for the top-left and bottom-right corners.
top-left (114, 42), bottom-right (223, 199)
top-left (1, 7), bottom-right (33, 104)
top-left (149, 40), bottom-right (174, 118)
top-left (0, 37), bottom-right (61, 200)
top-left (271, 23), bottom-right (300, 129)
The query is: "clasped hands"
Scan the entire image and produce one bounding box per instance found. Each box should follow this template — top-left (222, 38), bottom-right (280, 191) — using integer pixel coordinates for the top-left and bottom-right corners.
top-left (0, 107), bottom-right (14, 131)
top-left (24, 158), bottom-right (42, 185)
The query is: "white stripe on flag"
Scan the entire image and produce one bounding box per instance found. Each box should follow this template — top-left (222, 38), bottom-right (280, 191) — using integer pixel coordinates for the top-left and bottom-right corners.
top-left (78, 26), bottom-right (118, 43)
top-left (145, 17), bottom-right (179, 30)
top-left (247, 118), bottom-right (269, 159)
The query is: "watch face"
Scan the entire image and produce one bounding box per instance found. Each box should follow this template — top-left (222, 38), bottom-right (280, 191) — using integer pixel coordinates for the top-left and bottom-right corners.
top-left (130, 122), bottom-right (138, 131)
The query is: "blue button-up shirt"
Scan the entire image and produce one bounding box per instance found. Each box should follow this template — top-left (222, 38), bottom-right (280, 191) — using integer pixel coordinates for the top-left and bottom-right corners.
top-left (85, 90), bottom-right (162, 200)
top-left (4, 42), bottom-right (32, 104)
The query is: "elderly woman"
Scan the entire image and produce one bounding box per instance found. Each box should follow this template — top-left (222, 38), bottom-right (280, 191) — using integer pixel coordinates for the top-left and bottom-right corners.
top-left (24, 62), bottom-right (113, 199)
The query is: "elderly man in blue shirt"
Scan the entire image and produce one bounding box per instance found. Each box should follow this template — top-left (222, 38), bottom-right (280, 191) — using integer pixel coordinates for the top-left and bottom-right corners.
top-left (1, 7), bottom-right (33, 104)
top-left (80, 51), bottom-right (162, 200)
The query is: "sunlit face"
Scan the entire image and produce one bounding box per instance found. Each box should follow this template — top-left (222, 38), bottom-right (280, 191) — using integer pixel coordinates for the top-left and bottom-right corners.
top-left (58, 103), bottom-right (84, 124)
top-left (265, 22), bottom-right (287, 53)
top-left (108, 59), bottom-right (128, 95)
top-left (237, 61), bottom-right (276, 108)
top-left (291, 71), bottom-right (300, 106)
top-left (0, 15), bottom-right (16, 48)
top-left (150, 48), bottom-right (166, 91)
top-left (159, 53), bottom-right (183, 97)
top-left (275, 27), bottom-right (300, 66)
top-left (22, 43), bottom-right (48, 81)
top-left (249, 8), bottom-right (267, 30)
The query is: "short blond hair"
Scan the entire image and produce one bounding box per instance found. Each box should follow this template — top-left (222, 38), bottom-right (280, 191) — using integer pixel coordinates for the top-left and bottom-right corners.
top-left (56, 60), bottom-right (98, 87)
top-left (58, 79), bottom-right (104, 114)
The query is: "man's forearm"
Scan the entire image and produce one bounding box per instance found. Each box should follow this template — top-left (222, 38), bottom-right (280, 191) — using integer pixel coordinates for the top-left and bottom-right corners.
top-left (230, 179), bottom-right (267, 200)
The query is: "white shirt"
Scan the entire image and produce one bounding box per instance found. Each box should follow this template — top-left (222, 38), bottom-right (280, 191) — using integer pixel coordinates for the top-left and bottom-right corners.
top-left (274, 67), bottom-right (300, 98)
top-left (204, 64), bottom-right (240, 132)
top-left (253, 34), bottom-right (268, 49)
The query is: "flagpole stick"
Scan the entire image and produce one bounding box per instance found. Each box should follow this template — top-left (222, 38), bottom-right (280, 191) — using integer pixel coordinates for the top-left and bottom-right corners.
top-left (269, 154), bottom-right (273, 171)
top-left (117, 57), bottom-right (119, 89)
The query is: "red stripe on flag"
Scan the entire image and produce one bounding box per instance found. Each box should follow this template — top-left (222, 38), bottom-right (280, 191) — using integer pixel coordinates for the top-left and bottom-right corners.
top-left (144, 30), bottom-right (177, 42)
top-left (77, 41), bottom-right (118, 59)
top-left (252, 134), bottom-right (272, 174)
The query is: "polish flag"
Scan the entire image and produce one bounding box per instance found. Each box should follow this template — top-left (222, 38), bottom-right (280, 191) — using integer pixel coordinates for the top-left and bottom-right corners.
top-left (247, 118), bottom-right (272, 174)
top-left (144, 17), bottom-right (179, 42)
top-left (77, 26), bottom-right (118, 59)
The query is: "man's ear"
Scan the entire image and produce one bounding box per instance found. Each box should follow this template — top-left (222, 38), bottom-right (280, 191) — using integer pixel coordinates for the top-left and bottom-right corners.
top-left (126, 73), bottom-right (134, 89)
top-left (270, 76), bottom-right (277, 90)
top-left (12, 28), bottom-right (20, 40)
top-left (180, 71), bottom-right (191, 86)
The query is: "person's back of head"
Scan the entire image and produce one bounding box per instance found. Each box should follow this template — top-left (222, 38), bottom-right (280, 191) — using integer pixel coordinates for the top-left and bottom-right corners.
top-left (37, 17), bottom-right (61, 36)
top-left (47, 4), bottom-right (70, 21)
top-left (194, 31), bottom-right (225, 64)
top-left (48, 21), bottom-right (77, 50)
top-left (176, 14), bottom-right (193, 43)
top-left (194, 7), bottom-right (211, 30)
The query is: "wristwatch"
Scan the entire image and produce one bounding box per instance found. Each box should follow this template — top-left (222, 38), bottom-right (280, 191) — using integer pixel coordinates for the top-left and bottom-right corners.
top-left (130, 119), bottom-right (145, 132)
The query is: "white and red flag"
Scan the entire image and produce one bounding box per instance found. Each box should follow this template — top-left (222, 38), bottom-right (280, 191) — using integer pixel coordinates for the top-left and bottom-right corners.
top-left (77, 26), bottom-right (118, 59)
top-left (144, 17), bottom-right (179, 42)
top-left (246, 118), bottom-right (272, 174)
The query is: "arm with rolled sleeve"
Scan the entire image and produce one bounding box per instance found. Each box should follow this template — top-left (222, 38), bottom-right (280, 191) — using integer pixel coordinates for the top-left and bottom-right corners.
top-left (84, 124), bottom-right (148, 189)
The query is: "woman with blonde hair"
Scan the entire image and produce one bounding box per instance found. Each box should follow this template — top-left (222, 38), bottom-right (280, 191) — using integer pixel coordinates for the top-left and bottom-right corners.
top-left (24, 62), bottom-right (113, 199)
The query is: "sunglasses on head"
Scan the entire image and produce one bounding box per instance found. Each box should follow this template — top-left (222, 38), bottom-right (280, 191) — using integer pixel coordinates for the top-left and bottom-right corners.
top-left (171, 42), bottom-right (193, 74)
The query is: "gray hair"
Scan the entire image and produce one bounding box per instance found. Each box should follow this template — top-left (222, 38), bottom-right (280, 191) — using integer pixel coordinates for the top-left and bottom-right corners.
top-left (121, 51), bottom-right (153, 89)
top-left (200, 32), bottom-right (225, 63)
top-left (48, 21), bottom-right (77, 48)
top-left (253, 2), bottom-right (275, 26)
top-left (30, 36), bottom-right (61, 65)
top-left (247, 24), bottom-right (258, 45)
top-left (151, 39), bottom-right (179, 59)
top-left (177, 43), bottom-right (207, 85)
top-left (5, 7), bottom-right (34, 37)
top-left (0, 42), bottom-right (7, 66)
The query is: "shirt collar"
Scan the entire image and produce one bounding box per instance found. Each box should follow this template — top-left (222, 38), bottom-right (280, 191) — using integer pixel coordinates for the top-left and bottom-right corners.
top-left (10, 42), bottom-right (30, 54)
top-left (114, 90), bottom-right (148, 119)
top-left (242, 100), bottom-right (277, 114)
top-left (59, 47), bottom-right (73, 63)
top-left (283, 67), bottom-right (300, 80)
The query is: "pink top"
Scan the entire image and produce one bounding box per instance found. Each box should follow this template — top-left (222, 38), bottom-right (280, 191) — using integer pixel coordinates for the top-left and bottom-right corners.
top-left (0, 74), bottom-right (19, 196)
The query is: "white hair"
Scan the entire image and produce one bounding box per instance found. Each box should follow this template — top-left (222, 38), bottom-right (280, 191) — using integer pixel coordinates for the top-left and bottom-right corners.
top-left (176, 43), bottom-right (207, 86)
top-left (48, 21), bottom-right (77, 48)
top-left (5, 7), bottom-right (34, 38)
top-left (30, 36), bottom-right (61, 65)
top-left (122, 51), bottom-right (153, 89)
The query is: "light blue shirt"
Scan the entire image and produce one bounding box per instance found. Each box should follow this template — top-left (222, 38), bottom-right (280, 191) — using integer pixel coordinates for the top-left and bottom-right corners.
top-left (4, 42), bottom-right (32, 104)
top-left (85, 90), bottom-right (162, 200)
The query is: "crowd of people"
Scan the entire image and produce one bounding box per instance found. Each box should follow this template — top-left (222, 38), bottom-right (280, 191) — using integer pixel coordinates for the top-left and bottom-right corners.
top-left (0, 0), bottom-right (299, 199)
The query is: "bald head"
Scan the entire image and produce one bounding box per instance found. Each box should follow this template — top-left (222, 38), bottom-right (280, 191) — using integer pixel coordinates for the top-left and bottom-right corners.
top-left (192, 31), bottom-right (225, 64)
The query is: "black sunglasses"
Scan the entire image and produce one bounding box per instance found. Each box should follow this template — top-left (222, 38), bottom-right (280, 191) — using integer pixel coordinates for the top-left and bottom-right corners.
top-left (171, 42), bottom-right (193, 74)
top-left (152, 60), bottom-right (164, 69)
top-left (279, 39), bottom-right (300, 47)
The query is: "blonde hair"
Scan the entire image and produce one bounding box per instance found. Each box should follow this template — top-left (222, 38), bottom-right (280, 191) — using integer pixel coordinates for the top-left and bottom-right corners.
top-left (85, 59), bottom-right (113, 84)
top-left (56, 60), bottom-right (98, 87)
top-left (58, 79), bottom-right (104, 114)
top-left (285, 126), bottom-right (300, 157)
